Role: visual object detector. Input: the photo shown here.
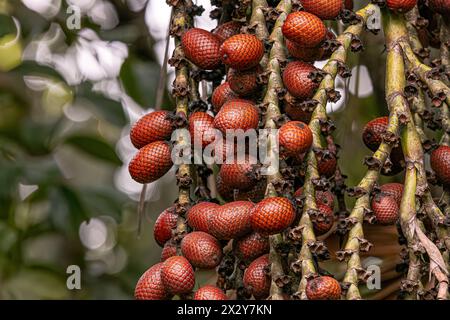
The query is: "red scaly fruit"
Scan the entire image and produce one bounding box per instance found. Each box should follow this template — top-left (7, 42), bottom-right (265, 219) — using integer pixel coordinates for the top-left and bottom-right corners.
top-left (345, 0), bottom-right (354, 10)
top-left (214, 99), bottom-right (260, 133)
top-left (313, 204), bottom-right (334, 235)
top-left (153, 206), bottom-right (178, 247)
top-left (186, 201), bottom-right (220, 233)
top-left (234, 232), bottom-right (270, 262)
top-left (317, 153), bottom-right (337, 178)
top-left (129, 141), bottom-right (173, 184)
top-left (284, 103), bottom-right (312, 123)
top-left (218, 155), bottom-right (259, 191)
top-left (250, 197), bottom-right (296, 235)
top-left (294, 188), bottom-right (335, 209)
top-left (211, 82), bottom-right (238, 113)
top-left (380, 183), bottom-right (404, 205)
top-left (372, 194), bottom-right (399, 225)
top-left (161, 256), bottom-right (195, 295)
top-left (220, 34), bottom-right (265, 70)
top-left (300, 0), bottom-right (343, 20)
top-left (362, 117), bottom-right (389, 151)
top-left (286, 40), bottom-right (323, 62)
top-left (306, 276), bottom-right (341, 300)
top-left (189, 111), bottom-right (216, 148)
top-left (431, 145), bottom-right (450, 186)
top-left (243, 254), bottom-right (271, 299)
top-left (194, 285), bottom-right (228, 300)
top-left (283, 61), bottom-right (319, 100)
top-left (181, 231), bottom-right (223, 269)
top-left (161, 242), bottom-right (177, 261)
top-left (208, 201), bottom-right (254, 240)
top-left (181, 28), bottom-right (221, 70)
top-left (279, 121), bottom-right (313, 157)
top-left (213, 21), bottom-right (243, 43)
top-left (386, 0), bottom-right (417, 13)
top-left (236, 179), bottom-right (267, 203)
top-left (135, 263), bottom-right (171, 300)
top-left (282, 11), bottom-right (327, 47)
top-left (130, 111), bottom-right (173, 149)
top-left (227, 65), bottom-right (262, 97)
top-left (428, 0), bottom-right (450, 16)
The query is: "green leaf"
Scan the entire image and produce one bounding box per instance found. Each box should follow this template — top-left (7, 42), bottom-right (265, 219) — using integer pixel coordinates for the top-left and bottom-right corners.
top-left (64, 134), bottom-right (122, 166)
top-left (76, 83), bottom-right (127, 126)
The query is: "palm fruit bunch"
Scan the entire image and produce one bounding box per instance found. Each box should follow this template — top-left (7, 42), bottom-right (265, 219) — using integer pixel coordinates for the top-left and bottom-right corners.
top-left (132, 0), bottom-right (450, 302)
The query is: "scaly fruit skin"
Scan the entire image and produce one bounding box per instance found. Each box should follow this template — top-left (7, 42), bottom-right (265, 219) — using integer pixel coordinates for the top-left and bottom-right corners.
top-left (362, 117), bottom-right (389, 151)
top-left (429, 0), bottom-right (450, 15)
top-left (189, 111), bottom-right (216, 148)
top-left (219, 156), bottom-right (259, 191)
top-left (431, 146), bottom-right (450, 186)
top-left (234, 232), bottom-right (270, 262)
top-left (279, 121), bottom-right (313, 157)
top-left (243, 254), bottom-right (271, 299)
top-left (300, 0), bottom-right (343, 20)
top-left (129, 141), bottom-right (173, 184)
top-left (317, 153), bottom-right (337, 178)
top-left (212, 82), bottom-right (238, 113)
top-left (187, 202), bottom-right (220, 233)
top-left (181, 28), bottom-right (221, 70)
top-left (161, 242), bottom-right (177, 261)
top-left (282, 11), bottom-right (327, 47)
top-left (194, 285), bottom-right (228, 300)
top-left (372, 194), bottom-right (399, 225)
top-left (161, 256), bottom-right (195, 295)
top-left (153, 207), bottom-right (178, 247)
top-left (213, 21), bottom-right (243, 43)
top-left (214, 99), bottom-right (259, 133)
top-left (295, 188), bottom-right (335, 208)
top-left (286, 40), bottom-right (323, 62)
top-left (227, 66), bottom-right (261, 97)
top-left (313, 204), bottom-right (334, 235)
top-left (250, 197), bottom-right (296, 235)
top-left (386, 0), bottom-right (417, 13)
top-left (208, 201), bottom-right (254, 240)
top-left (181, 231), bottom-right (223, 269)
top-left (283, 61), bottom-right (319, 100)
top-left (306, 276), bottom-right (341, 300)
top-left (135, 263), bottom-right (171, 300)
top-left (380, 183), bottom-right (404, 205)
top-left (220, 34), bottom-right (264, 70)
top-left (130, 111), bottom-right (173, 149)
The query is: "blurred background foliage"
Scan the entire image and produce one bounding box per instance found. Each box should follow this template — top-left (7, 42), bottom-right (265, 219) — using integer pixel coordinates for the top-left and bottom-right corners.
top-left (0, 0), bottom-right (422, 299)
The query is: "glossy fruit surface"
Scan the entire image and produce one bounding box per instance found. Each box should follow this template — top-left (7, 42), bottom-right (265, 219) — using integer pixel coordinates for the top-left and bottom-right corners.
top-left (208, 201), bottom-right (254, 240)
top-left (283, 61), bottom-right (319, 100)
top-left (214, 99), bottom-right (259, 133)
top-left (161, 256), bottom-right (195, 295)
top-left (282, 11), bottom-right (327, 47)
top-left (431, 145), bottom-right (450, 186)
top-left (372, 194), bottom-right (399, 225)
top-left (380, 183), bottom-right (404, 205)
top-left (135, 263), bottom-right (171, 300)
top-left (362, 117), bottom-right (389, 151)
top-left (279, 121), bottom-right (313, 157)
top-left (194, 285), bottom-right (228, 300)
top-left (243, 254), bottom-right (271, 299)
top-left (386, 0), bottom-right (417, 13)
top-left (313, 203), bottom-right (334, 235)
top-left (220, 34), bottom-right (265, 70)
top-left (301, 0), bottom-right (343, 20)
top-left (129, 141), bottom-right (173, 184)
top-left (250, 197), bottom-right (296, 235)
top-left (189, 111), bottom-right (216, 148)
top-left (234, 232), bottom-right (270, 262)
top-left (154, 206), bottom-right (178, 247)
top-left (218, 155), bottom-right (259, 191)
top-left (181, 231), bottom-right (223, 269)
top-left (212, 82), bottom-right (238, 113)
top-left (228, 66), bottom-right (261, 96)
top-left (161, 242), bottom-right (177, 261)
top-left (213, 21), bottom-right (243, 42)
top-left (306, 276), bottom-right (341, 300)
top-left (187, 202), bottom-right (220, 233)
top-left (317, 153), bottom-right (337, 178)
top-left (130, 111), bottom-right (173, 149)
top-left (182, 28), bottom-right (221, 70)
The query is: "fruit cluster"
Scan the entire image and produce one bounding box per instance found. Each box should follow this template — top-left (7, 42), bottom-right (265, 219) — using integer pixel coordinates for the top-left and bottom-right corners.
top-left (130, 0), bottom-right (450, 301)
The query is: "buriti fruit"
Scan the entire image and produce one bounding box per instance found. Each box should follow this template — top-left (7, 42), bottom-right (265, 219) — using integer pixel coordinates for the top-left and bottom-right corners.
top-left (279, 121), bottom-right (313, 157)
top-left (220, 34), bottom-right (264, 70)
top-left (181, 231), bottom-right (223, 269)
top-left (371, 194), bottom-right (399, 225)
top-left (128, 141), bottom-right (173, 184)
top-left (130, 110), bottom-right (173, 149)
top-left (431, 145), bottom-right (450, 186)
top-left (317, 153), bottom-right (337, 178)
top-left (153, 206), bottom-right (177, 247)
top-left (213, 99), bottom-right (259, 133)
top-left (234, 232), bottom-right (270, 262)
top-left (300, 0), bottom-right (343, 20)
top-left (283, 61), bottom-right (319, 100)
top-left (160, 256), bottom-right (195, 295)
top-left (194, 285), bottom-right (228, 300)
top-left (208, 201), bottom-right (254, 240)
top-left (211, 82), bottom-right (238, 112)
top-left (181, 28), bottom-right (221, 70)
top-left (362, 117), bottom-right (390, 151)
top-left (186, 201), bottom-right (220, 233)
top-left (305, 276), bottom-right (341, 300)
top-left (282, 11), bottom-right (327, 47)
top-left (386, 0), bottom-right (417, 13)
top-left (161, 242), bottom-right (177, 262)
top-left (218, 155), bottom-right (259, 191)
top-left (286, 30), bottom-right (336, 62)
top-left (380, 183), bottom-right (404, 205)
top-left (213, 21), bottom-right (243, 43)
top-left (243, 254), bottom-right (271, 299)
top-left (428, 0), bottom-right (450, 15)
top-left (188, 111), bottom-right (215, 148)
top-left (313, 203), bottom-right (334, 235)
top-left (294, 188), bottom-right (335, 209)
top-left (250, 197), bottom-right (296, 235)
top-left (227, 65), bottom-right (261, 97)
top-left (135, 263), bottom-right (171, 300)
